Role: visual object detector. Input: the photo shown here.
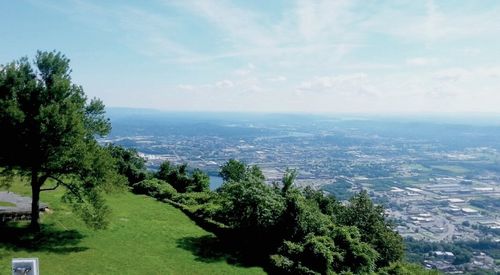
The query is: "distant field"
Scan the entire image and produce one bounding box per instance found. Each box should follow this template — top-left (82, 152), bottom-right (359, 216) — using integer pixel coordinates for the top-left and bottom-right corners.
top-left (431, 165), bottom-right (469, 174)
top-left (403, 163), bottom-right (432, 172)
top-left (0, 180), bottom-right (264, 274)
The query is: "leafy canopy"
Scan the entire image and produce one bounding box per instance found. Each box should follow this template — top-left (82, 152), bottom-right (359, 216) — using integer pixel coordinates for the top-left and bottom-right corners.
top-left (0, 51), bottom-right (114, 229)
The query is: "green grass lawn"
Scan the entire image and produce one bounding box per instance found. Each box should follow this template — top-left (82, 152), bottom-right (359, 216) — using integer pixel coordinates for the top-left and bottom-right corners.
top-left (0, 181), bottom-right (265, 274)
top-left (0, 201), bottom-right (16, 207)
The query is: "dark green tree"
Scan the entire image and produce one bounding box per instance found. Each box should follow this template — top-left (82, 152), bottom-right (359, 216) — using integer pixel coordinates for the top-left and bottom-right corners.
top-left (188, 168), bottom-right (210, 192)
top-left (156, 160), bottom-right (174, 183)
top-left (155, 161), bottom-right (191, 192)
top-left (155, 161), bottom-right (210, 193)
top-left (247, 164), bottom-right (265, 181)
top-left (281, 168), bottom-right (297, 194)
top-left (105, 144), bottom-right (148, 185)
top-left (338, 191), bottom-right (404, 266)
top-left (218, 176), bottom-right (285, 231)
top-left (271, 227), bottom-right (379, 274)
top-left (219, 159), bottom-right (247, 182)
top-left (0, 51), bottom-right (113, 230)
top-left (302, 186), bottom-right (341, 218)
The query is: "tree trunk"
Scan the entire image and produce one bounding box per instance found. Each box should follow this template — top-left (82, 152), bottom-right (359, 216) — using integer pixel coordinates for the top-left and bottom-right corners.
top-left (30, 170), bottom-right (41, 232)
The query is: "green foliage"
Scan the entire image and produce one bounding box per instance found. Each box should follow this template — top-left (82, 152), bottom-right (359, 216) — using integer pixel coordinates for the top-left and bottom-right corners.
top-left (157, 183), bottom-right (179, 201)
top-left (406, 238), bottom-right (478, 266)
top-left (219, 159), bottom-right (247, 182)
top-left (194, 201), bottom-right (224, 218)
top-left (247, 164), bottom-right (266, 181)
top-left (123, 159), bottom-right (423, 273)
top-left (155, 161), bottom-right (210, 193)
top-left (377, 262), bottom-right (439, 275)
top-left (452, 249), bottom-right (472, 265)
top-left (302, 186), bottom-right (341, 219)
top-left (175, 191), bottom-right (213, 206)
top-left (301, 235), bottom-right (339, 274)
top-left (272, 228), bottom-right (379, 274)
top-left (132, 178), bottom-right (175, 198)
top-left (321, 180), bottom-right (353, 201)
top-left (63, 189), bottom-right (110, 230)
top-left (279, 189), bottom-right (332, 241)
top-left (0, 51), bottom-right (114, 230)
top-left (156, 161), bottom-right (178, 183)
top-left (269, 254), bottom-right (298, 274)
top-left (105, 144), bottom-right (148, 185)
top-left (0, 169), bottom-right (16, 190)
top-left (329, 226), bottom-right (379, 273)
top-left (219, 159), bottom-right (266, 183)
top-left (337, 190), bottom-right (405, 266)
top-left (188, 168), bottom-right (210, 192)
top-left (282, 168), bottom-right (298, 194)
top-left (218, 176), bottom-right (285, 231)
top-left (132, 178), bottom-right (163, 197)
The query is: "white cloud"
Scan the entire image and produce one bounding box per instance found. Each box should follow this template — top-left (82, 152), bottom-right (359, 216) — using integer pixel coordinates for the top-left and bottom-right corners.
top-left (362, 0), bottom-right (500, 45)
top-left (406, 57), bottom-right (438, 66)
top-left (297, 73), bottom-right (379, 98)
top-left (215, 80), bottom-right (235, 88)
top-left (233, 63), bottom-right (256, 76)
top-left (176, 84), bottom-right (194, 90)
top-left (30, 0), bottom-right (500, 114)
top-left (171, 0), bottom-right (277, 48)
top-left (268, 76), bottom-right (287, 82)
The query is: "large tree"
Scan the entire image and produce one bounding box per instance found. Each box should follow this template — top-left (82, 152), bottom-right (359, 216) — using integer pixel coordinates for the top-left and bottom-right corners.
top-left (0, 51), bottom-right (113, 230)
top-left (338, 190), bottom-right (405, 266)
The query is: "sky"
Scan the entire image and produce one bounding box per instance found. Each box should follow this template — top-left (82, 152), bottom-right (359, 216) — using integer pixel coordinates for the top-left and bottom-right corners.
top-left (1, 0), bottom-right (500, 114)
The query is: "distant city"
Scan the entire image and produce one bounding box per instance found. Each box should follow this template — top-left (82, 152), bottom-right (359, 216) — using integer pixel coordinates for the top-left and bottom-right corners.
top-left (104, 109), bottom-right (500, 273)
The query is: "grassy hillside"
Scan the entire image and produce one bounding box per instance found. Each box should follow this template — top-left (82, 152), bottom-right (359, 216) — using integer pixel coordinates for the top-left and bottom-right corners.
top-left (0, 180), bottom-right (265, 274)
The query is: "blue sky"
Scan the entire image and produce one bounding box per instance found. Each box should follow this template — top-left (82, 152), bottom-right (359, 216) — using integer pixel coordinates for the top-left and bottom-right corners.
top-left (1, 0), bottom-right (500, 113)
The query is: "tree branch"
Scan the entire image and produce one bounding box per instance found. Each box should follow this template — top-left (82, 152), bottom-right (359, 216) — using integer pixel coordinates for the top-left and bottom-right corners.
top-left (40, 181), bottom-right (60, 191)
top-left (46, 175), bottom-right (83, 201)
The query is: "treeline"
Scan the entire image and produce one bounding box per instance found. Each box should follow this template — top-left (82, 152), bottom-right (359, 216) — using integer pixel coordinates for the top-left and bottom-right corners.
top-left (406, 237), bottom-right (500, 266)
top-left (108, 147), bottom-right (436, 274)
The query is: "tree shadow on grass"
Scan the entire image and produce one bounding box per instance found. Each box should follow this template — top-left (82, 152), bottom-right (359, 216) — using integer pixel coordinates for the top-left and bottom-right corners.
top-left (0, 222), bottom-right (87, 254)
top-left (176, 235), bottom-right (263, 268)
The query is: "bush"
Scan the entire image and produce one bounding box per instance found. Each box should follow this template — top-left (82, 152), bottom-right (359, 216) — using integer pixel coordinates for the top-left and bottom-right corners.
top-left (301, 235), bottom-right (338, 274)
top-left (269, 254), bottom-right (296, 274)
top-left (194, 202), bottom-right (223, 219)
top-left (106, 144), bottom-right (149, 185)
top-left (377, 262), bottom-right (439, 275)
top-left (155, 161), bottom-right (211, 193)
top-left (337, 191), bottom-right (404, 266)
top-left (217, 178), bottom-right (285, 230)
top-left (132, 179), bottom-right (169, 197)
top-left (187, 169), bottom-right (210, 192)
top-left (156, 183), bottom-right (179, 201)
top-left (175, 191), bottom-right (213, 206)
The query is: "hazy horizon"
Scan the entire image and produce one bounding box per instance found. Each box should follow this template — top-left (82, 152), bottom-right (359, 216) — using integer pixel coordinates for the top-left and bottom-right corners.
top-left (105, 107), bottom-right (500, 127)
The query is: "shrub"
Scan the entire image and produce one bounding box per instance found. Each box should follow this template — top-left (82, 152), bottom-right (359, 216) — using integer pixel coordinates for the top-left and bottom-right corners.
top-left (132, 179), bottom-right (167, 197)
top-left (175, 191), bottom-right (213, 206)
top-left (194, 201), bottom-right (224, 219)
top-left (377, 262), bottom-right (439, 275)
top-left (156, 183), bottom-right (179, 201)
